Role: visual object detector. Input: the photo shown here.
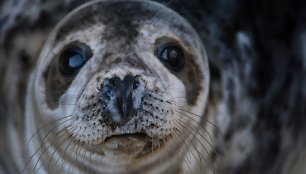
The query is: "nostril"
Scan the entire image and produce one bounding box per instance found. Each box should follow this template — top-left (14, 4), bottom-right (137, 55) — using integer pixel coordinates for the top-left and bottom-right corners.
top-left (133, 79), bottom-right (140, 90)
top-left (99, 78), bottom-right (117, 93)
top-left (109, 78), bottom-right (116, 87)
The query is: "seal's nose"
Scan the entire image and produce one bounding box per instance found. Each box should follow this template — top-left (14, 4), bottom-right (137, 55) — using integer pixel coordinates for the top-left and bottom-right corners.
top-left (100, 75), bottom-right (142, 126)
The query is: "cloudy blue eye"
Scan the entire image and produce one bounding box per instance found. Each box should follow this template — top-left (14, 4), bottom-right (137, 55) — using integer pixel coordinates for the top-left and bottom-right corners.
top-left (68, 54), bottom-right (84, 68)
top-left (59, 44), bottom-right (92, 75)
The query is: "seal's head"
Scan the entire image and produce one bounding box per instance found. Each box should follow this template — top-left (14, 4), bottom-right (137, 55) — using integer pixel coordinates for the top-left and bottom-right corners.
top-left (28, 0), bottom-right (209, 173)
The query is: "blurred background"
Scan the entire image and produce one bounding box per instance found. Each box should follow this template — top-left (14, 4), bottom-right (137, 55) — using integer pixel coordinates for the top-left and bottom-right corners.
top-left (0, 0), bottom-right (305, 173)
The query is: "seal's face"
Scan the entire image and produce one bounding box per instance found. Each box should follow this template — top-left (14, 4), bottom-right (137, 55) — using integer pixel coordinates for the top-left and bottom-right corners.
top-left (31, 0), bottom-right (209, 172)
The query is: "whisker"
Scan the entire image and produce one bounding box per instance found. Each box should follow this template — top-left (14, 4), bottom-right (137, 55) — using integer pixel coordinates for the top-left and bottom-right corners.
top-left (22, 116), bottom-right (74, 173)
top-left (26, 115), bottom-right (73, 147)
top-left (167, 129), bottom-right (194, 173)
top-left (67, 129), bottom-right (87, 174)
top-left (174, 129), bottom-right (196, 173)
top-left (47, 125), bottom-right (79, 173)
top-left (175, 119), bottom-right (216, 174)
top-left (162, 137), bottom-right (175, 171)
top-left (177, 114), bottom-right (219, 154)
top-left (174, 110), bottom-right (213, 143)
top-left (174, 128), bottom-right (200, 168)
top-left (33, 121), bottom-right (75, 173)
top-left (59, 126), bottom-right (83, 172)
top-left (151, 136), bottom-right (154, 156)
top-left (176, 126), bottom-right (204, 170)
top-left (175, 108), bottom-right (227, 173)
top-left (175, 112), bottom-right (226, 173)
top-left (34, 124), bottom-right (74, 174)
top-left (173, 96), bottom-right (186, 99)
top-left (173, 104), bottom-right (224, 137)
top-left (156, 135), bottom-right (164, 168)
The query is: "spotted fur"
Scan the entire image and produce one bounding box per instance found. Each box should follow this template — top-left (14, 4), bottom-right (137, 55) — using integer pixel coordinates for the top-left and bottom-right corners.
top-left (1, 0), bottom-right (305, 174)
top-left (21, 1), bottom-right (209, 173)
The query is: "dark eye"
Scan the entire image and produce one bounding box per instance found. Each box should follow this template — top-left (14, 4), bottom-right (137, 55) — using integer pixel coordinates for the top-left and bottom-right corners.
top-left (59, 45), bottom-right (91, 75)
top-left (157, 45), bottom-right (185, 72)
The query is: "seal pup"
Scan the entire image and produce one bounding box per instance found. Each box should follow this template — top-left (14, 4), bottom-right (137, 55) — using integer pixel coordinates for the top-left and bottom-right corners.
top-left (23, 0), bottom-right (211, 173)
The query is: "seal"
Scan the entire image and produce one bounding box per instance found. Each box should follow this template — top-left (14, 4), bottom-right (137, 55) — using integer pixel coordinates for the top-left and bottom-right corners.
top-left (23, 0), bottom-right (211, 173)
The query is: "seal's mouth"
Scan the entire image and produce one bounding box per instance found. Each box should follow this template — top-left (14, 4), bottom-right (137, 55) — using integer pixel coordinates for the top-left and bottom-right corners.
top-left (100, 133), bottom-right (168, 157)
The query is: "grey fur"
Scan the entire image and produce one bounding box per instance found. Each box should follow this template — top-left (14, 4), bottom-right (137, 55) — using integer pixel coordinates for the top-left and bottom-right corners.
top-left (7, 1), bottom-right (209, 173)
top-left (1, 0), bottom-right (305, 174)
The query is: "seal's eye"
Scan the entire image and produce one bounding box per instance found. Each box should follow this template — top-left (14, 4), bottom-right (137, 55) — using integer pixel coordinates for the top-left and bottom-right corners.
top-left (59, 45), bottom-right (91, 75)
top-left (157, 45), bottom-right (185, 72)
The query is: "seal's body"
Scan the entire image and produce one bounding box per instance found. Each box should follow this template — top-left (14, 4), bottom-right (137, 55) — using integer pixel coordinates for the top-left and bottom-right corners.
top-left (2, 0), bottom-right (305, 174)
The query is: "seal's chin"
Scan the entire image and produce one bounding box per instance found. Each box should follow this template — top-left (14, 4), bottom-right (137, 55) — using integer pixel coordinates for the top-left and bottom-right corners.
top-left (100, 133), bottom-right (168, 158)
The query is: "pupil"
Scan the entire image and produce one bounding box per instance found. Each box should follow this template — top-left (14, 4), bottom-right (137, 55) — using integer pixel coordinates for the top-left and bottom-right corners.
top-left (169, 50), bottom-right (178, 59)
top-left (69, 54), bottom-right (84, 68)
top-left (158, 45), bottom-right (185, 72)
top-left (168, 49), bottom-right (179, 64)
